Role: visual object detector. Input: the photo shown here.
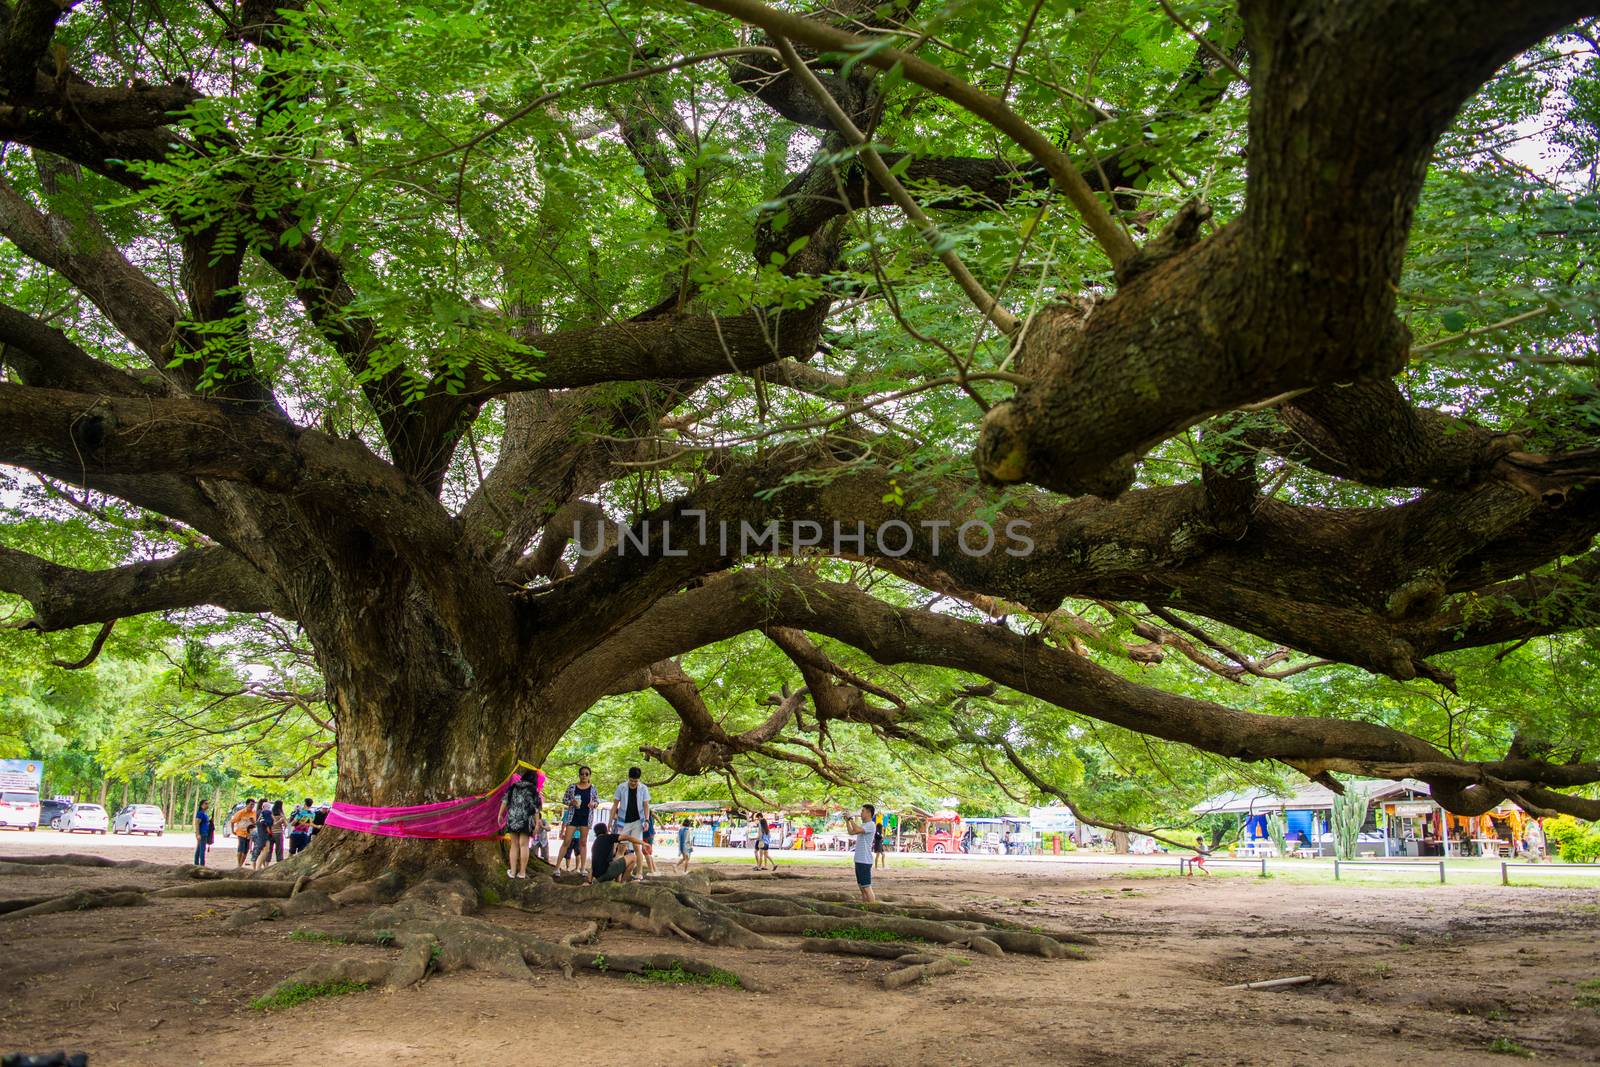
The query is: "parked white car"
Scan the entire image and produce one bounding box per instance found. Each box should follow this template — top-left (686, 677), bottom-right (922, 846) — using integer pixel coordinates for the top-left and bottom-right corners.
top-left (0, 790), bottom-right (40, 830)
top-left (58, 803), bottom-right (109, 833)
top-left (112, 804), bottom-right (165, 836)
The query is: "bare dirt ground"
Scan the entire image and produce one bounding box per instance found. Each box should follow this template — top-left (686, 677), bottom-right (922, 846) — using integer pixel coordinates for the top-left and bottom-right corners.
top-left (2, 837), bottom-right (1598, 1067)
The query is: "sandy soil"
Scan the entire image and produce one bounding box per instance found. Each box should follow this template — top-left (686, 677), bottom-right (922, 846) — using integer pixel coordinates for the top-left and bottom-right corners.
top-left (1, 837), bottom-right (1597, 1067)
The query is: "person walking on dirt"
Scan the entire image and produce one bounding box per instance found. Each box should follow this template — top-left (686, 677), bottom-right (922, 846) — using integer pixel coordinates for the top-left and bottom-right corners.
top-left (847, 804), bottom-right (878, 902)
top-left (1188, 833), bottom-right (1211, 876)
top-left (230, 799), bottom-right (256, 869)
top-left (498, 770), bottom-right (540, 880)
top-left (193, 799), bottom-right (213, 867)
top-left (873, 816), bottom-right (887, 869)
top-left (557, 766), bottom-right (599, 874)
top-left (675, 819), bottom-right (695, 873)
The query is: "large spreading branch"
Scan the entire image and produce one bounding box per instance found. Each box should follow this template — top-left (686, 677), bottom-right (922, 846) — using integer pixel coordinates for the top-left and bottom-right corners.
top-left (0, 544), bottom-right (279, 631)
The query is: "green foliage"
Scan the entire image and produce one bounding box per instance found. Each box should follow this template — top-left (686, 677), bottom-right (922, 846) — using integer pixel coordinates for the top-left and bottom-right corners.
top-left (629, 962), bottom-right (741, 988)
top-left (804, 926), bottom-right (925, 943)
top-left (287, 930), bottom-right (344, 944)
top-left (1487, 1036), bottom-right (1535, 1058)
top-left (250, 979), bottom-right (368, 1011)
top-left (1546, 817), bottom-right (1600, 864)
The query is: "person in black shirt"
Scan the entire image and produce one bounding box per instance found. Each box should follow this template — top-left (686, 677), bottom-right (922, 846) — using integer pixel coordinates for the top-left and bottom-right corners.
top-left (586, 821), bottom-right (647, 885)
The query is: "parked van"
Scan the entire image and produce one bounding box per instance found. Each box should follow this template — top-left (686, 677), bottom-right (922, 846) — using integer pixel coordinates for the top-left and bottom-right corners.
top-left (0, 790), bottom-right (41, 830)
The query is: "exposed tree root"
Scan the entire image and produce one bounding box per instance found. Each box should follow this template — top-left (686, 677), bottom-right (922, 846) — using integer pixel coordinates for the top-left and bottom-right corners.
top-left (799, 936), bottom-right (930, 960)
top-left (1, 886), bottom-right (147, 920)
top-left (882, 957), bottom-right (959, 990)
top-left (716, 887), bottom-right (1098, 947)
top-left (0, 853), bottom-right (221, 878)
top-left (151, 880), bottom-right (296, 899)
top-left (284, 876), bottom-right (757, 992)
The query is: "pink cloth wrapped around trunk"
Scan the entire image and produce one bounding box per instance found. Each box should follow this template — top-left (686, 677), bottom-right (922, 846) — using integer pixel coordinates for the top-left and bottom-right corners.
top-left (325, 768), bottom-right (545, 840)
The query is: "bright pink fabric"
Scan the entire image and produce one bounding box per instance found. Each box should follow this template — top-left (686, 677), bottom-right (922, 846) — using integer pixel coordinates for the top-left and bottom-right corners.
top-left (325, 770), bottom-right (541, 840)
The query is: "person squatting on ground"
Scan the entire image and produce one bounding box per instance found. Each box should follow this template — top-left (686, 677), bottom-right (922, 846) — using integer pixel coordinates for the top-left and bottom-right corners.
top-left (848, 804), bottom-right (878, 903)
top-left (585, 820), bottom-right (648, 884)
top-left (231, 799), bottom-right (256, 869)
top-left (193, 799), bottom-right (213, 867)
top-left (499, 770), bottom-right (541, 879)
top-left (557, 766), bottom-right (599, 874)
top-left (288, 798), bottom-right (315, 855)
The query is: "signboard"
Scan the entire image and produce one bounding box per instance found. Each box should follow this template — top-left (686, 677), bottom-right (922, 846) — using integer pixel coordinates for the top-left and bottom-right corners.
top-left (0, 758), bottom-right (43, 792)
top-left (1390, 800), bottom-right (1436, 817)
top-left (1029, 806), bottom-right (1076, 833)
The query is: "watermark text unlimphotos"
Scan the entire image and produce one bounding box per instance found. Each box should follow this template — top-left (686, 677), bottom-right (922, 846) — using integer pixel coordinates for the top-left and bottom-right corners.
top-left (574, 512), bottom-right (1034, 559)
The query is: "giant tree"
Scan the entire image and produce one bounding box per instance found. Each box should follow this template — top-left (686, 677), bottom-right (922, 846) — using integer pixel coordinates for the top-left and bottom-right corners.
top-left (3, 0), bottom-right (1600, 911)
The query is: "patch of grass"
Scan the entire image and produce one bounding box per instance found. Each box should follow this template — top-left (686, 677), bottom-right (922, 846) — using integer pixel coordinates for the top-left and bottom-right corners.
top-left (803, 925), bottom-right (926, 943)
top-left (372, 929), bottom-right (395, 947)
top-left (1487, 1037), bottom-right (1534, 1058)
top-left (628, 962), bottom-right (741, 988)
top-left (1574, 978), bottom-right (1600, 1012)
top-left (287, 929), bottom-right (343, 944)
top-left (250, 979), bottom-right (368, 1012)
top-left (480, 886), bottom-right (501, 906)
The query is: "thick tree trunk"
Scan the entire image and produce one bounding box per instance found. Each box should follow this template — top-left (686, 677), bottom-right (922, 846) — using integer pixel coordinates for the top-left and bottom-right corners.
top-left (291, 573), bottom-right (551, 882)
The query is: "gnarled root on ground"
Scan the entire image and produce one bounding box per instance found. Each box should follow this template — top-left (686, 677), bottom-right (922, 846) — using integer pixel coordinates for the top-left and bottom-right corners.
top-left (284, 873), bottom-right (755, 992)
top-left (882, 956), bottom-right (959, 990)
top-left (0, 886), bottom-right (148, 920)
top-left (0, 854), bottom-right (222, 879)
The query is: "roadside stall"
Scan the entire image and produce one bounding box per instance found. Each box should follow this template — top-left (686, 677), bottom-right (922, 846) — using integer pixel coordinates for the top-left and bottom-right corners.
top-left (652, 800), bottom-right (728, 849)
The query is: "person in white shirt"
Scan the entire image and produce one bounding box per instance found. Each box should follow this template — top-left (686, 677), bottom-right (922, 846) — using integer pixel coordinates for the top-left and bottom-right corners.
top-left (846, 803), bottom-right (878, 902)
top-left (613, 766), bottom-right (651, 868)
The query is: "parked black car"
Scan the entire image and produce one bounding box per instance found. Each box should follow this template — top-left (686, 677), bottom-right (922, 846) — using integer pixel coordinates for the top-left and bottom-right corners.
top-left (39, 798), bottom-right (72, 830)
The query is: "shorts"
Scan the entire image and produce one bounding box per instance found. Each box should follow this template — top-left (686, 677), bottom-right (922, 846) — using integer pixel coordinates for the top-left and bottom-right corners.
top-left (679, 840), bottom-right (694, 856)
top-left (237, 836), bottom-right (250, 855)
top-left (855, 861), bottom-right (873, 888)
top-left (594, 857), bottom-right (627, 883)
top-left (620, 819), bottom-right (645, 841)
top-left (570, 810), bottom-right (591, 828)
top-left (506, 815), bottom-right (534, 835)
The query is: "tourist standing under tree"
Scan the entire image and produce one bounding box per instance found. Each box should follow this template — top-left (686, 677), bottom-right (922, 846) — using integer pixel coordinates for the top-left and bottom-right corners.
top-left (499, 770), bottom-right (540, 880)
top-left (614, 766), bottom-right (651, 878)
top-left (251, 798), bottom-right (274, 869)
top-left (847, 804), bottom-right (878, 903)
top-left (675, 819), bottom-right (695, 873)
top-left (193, 799), bottom-right (213, 867)
top-left (754, 813), bottom-right (774, 870)
top-left (269, 799), bottom-right (287, 862)
top-left (557, 766), bottom-right (599, 874)
top-left (230, 799), bottom-right (256, 869)
top-left (874, 816), bottom-right (887, 869)
top-left (288, 798), bottom-right (315, 855)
